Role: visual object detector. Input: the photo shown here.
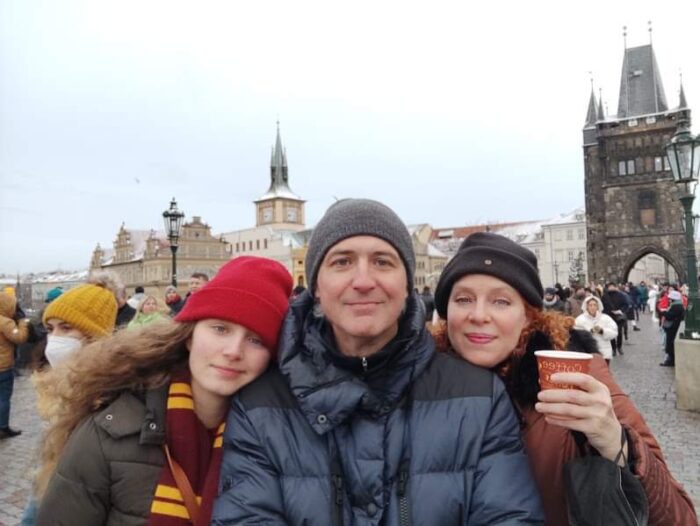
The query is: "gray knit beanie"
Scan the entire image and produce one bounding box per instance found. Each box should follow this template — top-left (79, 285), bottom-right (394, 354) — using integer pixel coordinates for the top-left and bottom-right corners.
top-left (305, 198), bottom-right (415, 293)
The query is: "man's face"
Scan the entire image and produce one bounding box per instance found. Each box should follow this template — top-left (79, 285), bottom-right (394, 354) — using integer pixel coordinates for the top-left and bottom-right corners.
top-left (315, 236), bottom-right (408, 355)
top-left (189, 276), bottom-right (206, 293)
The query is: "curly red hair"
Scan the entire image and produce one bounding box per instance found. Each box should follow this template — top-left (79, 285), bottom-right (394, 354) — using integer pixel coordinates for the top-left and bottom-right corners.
top-left (430, 304), bottom-right (574, 370)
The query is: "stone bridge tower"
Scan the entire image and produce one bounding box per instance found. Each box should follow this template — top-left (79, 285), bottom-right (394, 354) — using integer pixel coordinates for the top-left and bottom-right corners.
top-left (583, 39), bottom-right (691, 283)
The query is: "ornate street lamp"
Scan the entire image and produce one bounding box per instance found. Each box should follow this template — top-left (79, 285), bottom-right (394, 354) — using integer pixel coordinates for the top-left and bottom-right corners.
top-left (162, 197), bottom-right (185, 287)
top-left (665, 121), bottom-right (700, 338)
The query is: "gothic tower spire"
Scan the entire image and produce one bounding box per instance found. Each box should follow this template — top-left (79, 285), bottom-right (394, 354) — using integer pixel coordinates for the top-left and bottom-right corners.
top-left (255, 122), bottom-right (306, 230)
top-left (616, 39), bottom-right (668, 118)
top-left (584, 84), bottom-right (598, 127)
top-left (679, 76), bottom-right (688, 109)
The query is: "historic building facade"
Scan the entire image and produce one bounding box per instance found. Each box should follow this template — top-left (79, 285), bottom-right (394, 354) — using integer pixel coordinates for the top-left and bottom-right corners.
top-left (584, 39), bottom-right (691, 283)
top-left (433, 210), bottom-right (589, 289)
top-left (90, 217), bottom-right (231, 297)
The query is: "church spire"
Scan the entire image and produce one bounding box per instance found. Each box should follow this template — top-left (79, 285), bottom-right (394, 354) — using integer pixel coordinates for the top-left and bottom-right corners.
top-left (679, 75), bottom-right (688, 109)
top-left (257, 121), bottom-right (301, 202)
top-left (597, 88), bottom-right (605, 120)
top-left (269, 121), bottom-right (291, 190)
top-left (584, 84), bottom-right (598, 127)
top-left (616, 31), bottom-right (668, 118)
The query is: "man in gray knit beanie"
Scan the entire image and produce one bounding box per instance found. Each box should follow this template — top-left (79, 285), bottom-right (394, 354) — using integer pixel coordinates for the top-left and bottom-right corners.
top-left (213, 196), bottom-right (543, 523)
top-left (305, 198), bottom-right (416, 294)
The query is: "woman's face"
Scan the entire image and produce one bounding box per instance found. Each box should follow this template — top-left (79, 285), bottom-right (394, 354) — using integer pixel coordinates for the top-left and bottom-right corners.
top-left (586, 299), bottom-right (599, 316)
top-left (142, 297), bottom-right (158, 314)
top-left (45, 318), bottom-right (87, 341)
top-left (447, 274), bottom-right (529, 368)
top-left (187, 319), bottom-right (272, 403)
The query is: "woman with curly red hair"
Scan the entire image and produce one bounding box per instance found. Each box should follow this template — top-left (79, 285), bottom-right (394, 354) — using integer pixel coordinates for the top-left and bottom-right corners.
top-left (432, 232), bottom-right (696, 525)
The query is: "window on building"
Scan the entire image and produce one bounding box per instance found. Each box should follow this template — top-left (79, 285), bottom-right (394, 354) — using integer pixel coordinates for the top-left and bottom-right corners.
top-left (627, 159), bottom-right (635, 175)
top-left (578, 229), bottom-right (585, 240)
top-left (248, 241), bottom-right (252, 250)
top-left (256, 240), bottom-right (260, 250)
top-left (235, 242), bottom-right (239, 252)
top-left (654, 156), bottom-right (663, 172)
top-left (618, 160), bottom-right (627, 175)
top-left (638, 190), bottom-right (657, 226)
top-left (264, 239), bottom-right (268, 249)
top-left (664, 156), bottom-right (671, 171)
top-left (566, 230), bottom-right (573, 241)
top-left (568, 250), bottom-right (574, 261)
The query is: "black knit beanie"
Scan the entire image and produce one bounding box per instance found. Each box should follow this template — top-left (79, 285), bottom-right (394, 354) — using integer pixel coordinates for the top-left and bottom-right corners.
top-left (305, 198), bottom-right (415, 293)
top-left (434, 232), bottom-right (543, 317)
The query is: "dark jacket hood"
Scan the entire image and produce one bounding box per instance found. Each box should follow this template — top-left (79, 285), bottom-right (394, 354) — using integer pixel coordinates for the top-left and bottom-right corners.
top-left (278, 290), bottom-right (434, 434)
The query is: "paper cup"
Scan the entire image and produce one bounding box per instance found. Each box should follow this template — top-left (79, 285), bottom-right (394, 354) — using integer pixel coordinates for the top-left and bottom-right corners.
top-left (534, 350), bottom-right (593, 390)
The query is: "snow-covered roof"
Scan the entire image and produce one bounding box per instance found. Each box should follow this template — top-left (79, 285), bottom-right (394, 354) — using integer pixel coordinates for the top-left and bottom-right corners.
top-left (542, 207), bottom-right (586, 226)
top-left (256, 186), bottom-right (303, 201)
top-left (427, 243), bottom-right (447, 258)
top-left (494, 220), bottom-right (546, 245)
top-left (98, 229), bottom-right (169, 265)
top-left (278, 229), bottom-right (314, 248)
top-left (26, 269), bottom-right (90, 284)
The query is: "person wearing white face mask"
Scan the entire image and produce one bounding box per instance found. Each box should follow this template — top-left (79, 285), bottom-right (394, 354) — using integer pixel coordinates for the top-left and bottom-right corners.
top-left (40, 282), bottom-right (117, 367)
top-left (20, 280), bottom-right (117, 526)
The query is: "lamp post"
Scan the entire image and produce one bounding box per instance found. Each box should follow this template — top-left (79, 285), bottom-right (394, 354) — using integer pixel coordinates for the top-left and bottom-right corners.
top-left (665, 121), bottom-right (700, 338)
top-left (162, 197), bottom-right (185, 287)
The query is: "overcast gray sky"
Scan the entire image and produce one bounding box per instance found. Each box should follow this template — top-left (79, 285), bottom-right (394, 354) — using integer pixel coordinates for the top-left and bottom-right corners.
top-left (1, 0), bottom-right (699, 273)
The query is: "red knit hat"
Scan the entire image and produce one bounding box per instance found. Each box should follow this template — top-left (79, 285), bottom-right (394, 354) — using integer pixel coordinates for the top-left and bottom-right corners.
top-left (175, 256), bottom-right (293, 351)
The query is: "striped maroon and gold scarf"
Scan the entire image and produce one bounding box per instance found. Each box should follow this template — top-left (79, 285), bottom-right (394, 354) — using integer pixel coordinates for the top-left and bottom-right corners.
top-left (148, 371), bottom-right (225, 525)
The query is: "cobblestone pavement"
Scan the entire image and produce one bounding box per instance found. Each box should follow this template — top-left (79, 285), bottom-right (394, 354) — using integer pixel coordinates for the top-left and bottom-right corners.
top-left (0, 312), bottom-right (698, 524)
top-left (610, 312), bottom-right (700, 515)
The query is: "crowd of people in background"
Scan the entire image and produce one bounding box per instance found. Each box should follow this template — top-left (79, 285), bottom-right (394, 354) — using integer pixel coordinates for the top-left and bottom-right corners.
top-left (0, 201), bottom-right (696, 524)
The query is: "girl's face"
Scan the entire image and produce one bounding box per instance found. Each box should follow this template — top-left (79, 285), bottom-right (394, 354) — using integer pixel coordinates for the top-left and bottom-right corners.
top-left (447, 274), bottom-right (529, 368)
top-left (45, 318), bottom-right (87, 341)
top-left (142, 297), bottom-right (158, 314)
top-left (187, 319), bottom-right (272, 403)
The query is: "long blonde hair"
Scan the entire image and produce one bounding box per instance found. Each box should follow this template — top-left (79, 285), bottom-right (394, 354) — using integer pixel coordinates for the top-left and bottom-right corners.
top-left (35, 319), bottom-right (195, 497)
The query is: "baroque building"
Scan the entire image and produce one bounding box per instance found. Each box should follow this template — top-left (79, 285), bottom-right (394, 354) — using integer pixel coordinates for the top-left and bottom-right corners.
top-left (90, 217), bottom-right (231, 297)
top-left (584, 37), bottom-right (690, 283)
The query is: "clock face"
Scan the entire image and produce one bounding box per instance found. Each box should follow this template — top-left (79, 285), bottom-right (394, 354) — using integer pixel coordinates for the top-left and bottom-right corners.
top-left (286, 207), bottom-right (298, 221)
top-left (263, 207), bottom-right (273, 222)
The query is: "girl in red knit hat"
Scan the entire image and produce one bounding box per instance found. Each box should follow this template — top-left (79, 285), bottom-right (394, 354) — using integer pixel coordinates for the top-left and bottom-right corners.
top-left (34, 256), bottom-right (293, 526)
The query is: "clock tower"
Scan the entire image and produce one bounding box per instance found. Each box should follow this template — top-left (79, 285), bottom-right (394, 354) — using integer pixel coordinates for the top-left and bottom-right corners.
top-left (254, 123), bottom-right (306, 231)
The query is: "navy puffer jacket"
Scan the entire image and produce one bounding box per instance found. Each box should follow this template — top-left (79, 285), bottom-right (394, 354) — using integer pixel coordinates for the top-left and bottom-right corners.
top-left (213, 292), bottom-right (543, 525)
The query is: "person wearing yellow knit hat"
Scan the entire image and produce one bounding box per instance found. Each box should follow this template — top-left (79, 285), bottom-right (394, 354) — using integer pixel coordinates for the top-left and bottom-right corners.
top-left (41, 282), bottom-right (117, 367)
top-left (18, 279), bottom-right (119, 525)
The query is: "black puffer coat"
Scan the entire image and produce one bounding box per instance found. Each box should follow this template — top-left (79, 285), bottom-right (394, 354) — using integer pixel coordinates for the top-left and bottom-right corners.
top-left (212, 293), bottom-right (543, 525)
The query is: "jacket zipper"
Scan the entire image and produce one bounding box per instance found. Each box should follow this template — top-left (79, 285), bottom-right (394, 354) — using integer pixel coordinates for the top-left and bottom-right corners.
top-left (397, 468), bottom-right (410, 526)
top-left (361, 356), bottom-right (368, 373)
top-left (331, 473), bottom-right (344, 526)
top-left (617, 467), bottom-right (640, 526)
